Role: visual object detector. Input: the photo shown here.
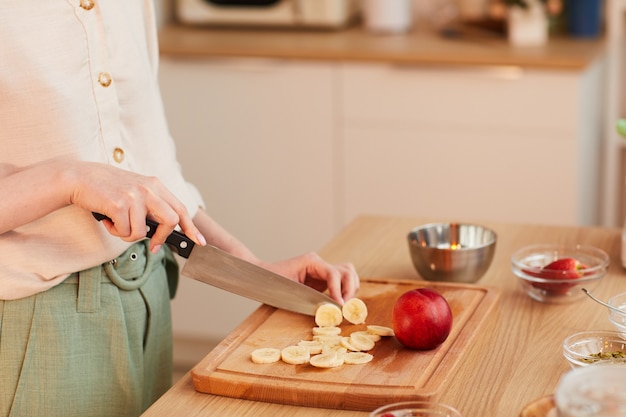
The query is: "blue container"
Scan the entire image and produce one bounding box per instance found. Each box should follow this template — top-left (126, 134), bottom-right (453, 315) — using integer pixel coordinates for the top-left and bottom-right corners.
top-left (567, 0), bottom-right (603, 38)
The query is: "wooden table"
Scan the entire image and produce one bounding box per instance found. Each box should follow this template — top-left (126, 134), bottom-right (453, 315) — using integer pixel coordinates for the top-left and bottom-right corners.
top-left (142, 215), bottom-right (625, 417)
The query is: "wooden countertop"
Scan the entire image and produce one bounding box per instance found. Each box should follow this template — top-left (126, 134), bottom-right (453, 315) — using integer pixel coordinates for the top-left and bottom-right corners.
top-left (142, 215), bottom-right (625, 417)
top-left (159, 23), bottom-right (605, 70)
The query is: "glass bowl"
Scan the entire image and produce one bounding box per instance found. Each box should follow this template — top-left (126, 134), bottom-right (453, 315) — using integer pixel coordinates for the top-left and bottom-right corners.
top-left (608, 292), bottom-right (626, 334)
top-left (555, 364), bottom-right (626, 416)
top-left (511, 244), bottom-right (609, 303)
top-left (369, 401), bottom-right (462, 417)
top-left (562, 330), bottom-right (626, 368)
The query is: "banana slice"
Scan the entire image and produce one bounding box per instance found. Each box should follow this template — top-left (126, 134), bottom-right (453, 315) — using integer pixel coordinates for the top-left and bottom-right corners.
top-left (312, 326), bottom-right (341, 336)
top-left (250, 348), bottom-right (281, 364)
top-left (340, 336), bottom-right (361, 352)
top-left (297, 340), bottom-right (324, 355)
top-left (344, 352), bottom-right (374, 365)
top-left (352, 330), bottom-right (381, 342)
top-left (313, 334), bottom-right (343, 346)
top-left (315, 303), bottom-right (343, 327)
top-left (367, 325), bottom-right (395, 337)
top-left (281, 345), bottom-right (310, 365)
top-left (309, 351), bottom-right (345, 368)
top-left (349, 332), bottom-right (376, 351)
top-left (342, 298), bottom-right (368, 325)
top-left (322, 344), bottom-right (348, 356)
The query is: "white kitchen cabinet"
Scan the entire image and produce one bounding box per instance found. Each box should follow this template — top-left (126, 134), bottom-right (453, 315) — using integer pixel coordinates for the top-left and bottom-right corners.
top-left (158, 58), bottom-right (337, 345)
top-left (338, 61), bottom-right (605, 226)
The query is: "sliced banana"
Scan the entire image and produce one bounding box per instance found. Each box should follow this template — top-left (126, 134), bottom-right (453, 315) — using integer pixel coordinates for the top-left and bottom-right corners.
top-left (340, 336), bottom-right (362, 352)
top-left (309, 351), bottom-right (345, 368)
top-left (313, 334), bottom-right (342, 346)
top-left (342, 298), bottom-right (368, 325)
top-left (352, 330), bottom-right (381, 342)
top-left (250, 347), bottom-right (281, 364)
top-left (322, 344), bottom-right (348, 356)
top-left (315, 303), bottom-right (343, 327)
top-left (281, 345), bottom-right (311, 365)
top-left (297, 340), bottom-right (324, 355)
top-left (349, 332), bottom-right (376, 351)
top-left (367, 325), bottom-right (395, 337)
top-left (344, 352), bottom-right (374, 365)
top-left (312, 326), bottom-right (341, 336)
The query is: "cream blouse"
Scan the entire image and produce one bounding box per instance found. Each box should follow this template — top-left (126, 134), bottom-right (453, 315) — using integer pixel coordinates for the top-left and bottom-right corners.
top-left (0, 0), bottom-right (204, 299)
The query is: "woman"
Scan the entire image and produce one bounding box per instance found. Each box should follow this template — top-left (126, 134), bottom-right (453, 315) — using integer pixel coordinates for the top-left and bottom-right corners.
top-left (0, 2), bottom-right (359, 416)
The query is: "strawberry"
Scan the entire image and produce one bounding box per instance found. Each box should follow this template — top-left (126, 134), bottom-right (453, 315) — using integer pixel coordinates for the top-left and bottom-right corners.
top-left (530, 257), bottom-right (586, 294)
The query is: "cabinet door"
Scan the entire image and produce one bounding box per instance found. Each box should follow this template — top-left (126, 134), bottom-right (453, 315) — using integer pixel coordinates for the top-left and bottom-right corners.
top-left (158, 58), bottom-right (336, 341)
top-left (342, 125), bottom-right (578, 225)
top-left (339, 62), bottom-right (603, 226)
top-left (160, 58), bottom-right (336, 260)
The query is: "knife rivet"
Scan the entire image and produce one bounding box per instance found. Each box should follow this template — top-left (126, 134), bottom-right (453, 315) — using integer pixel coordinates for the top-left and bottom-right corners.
top-left (180, 242), bottom-right (188, 249)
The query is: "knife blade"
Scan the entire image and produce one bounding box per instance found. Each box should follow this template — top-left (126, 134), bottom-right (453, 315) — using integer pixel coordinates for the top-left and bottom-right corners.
top-left (92, 213), bottom-right (339, 316)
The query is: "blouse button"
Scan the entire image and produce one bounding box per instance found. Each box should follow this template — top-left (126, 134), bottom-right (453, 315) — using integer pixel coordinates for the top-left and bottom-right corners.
top-left (113, 148), bottom-right (125, 163)
top-left (79, 0), bottom-right (95, 11)
top-left (98, 72), bottom-right (112, 88)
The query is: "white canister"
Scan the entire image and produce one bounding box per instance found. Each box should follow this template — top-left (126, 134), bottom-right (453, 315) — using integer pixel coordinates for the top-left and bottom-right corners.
top-left (507, 0), bottom-right (548, 46)
top-left (363, 0), bottom-right (413, 33)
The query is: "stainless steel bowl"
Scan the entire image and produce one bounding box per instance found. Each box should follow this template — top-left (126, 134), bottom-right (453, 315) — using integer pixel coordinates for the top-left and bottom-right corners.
top-left (407, 223), bottom-right (497, 283)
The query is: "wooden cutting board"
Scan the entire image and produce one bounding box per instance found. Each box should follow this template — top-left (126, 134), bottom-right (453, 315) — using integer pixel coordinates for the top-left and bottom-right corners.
top-left (191, 278), bottom-right (500, 411)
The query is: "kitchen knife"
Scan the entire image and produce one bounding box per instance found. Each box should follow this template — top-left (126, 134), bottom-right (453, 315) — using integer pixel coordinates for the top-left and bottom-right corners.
top-left (92, 213), bottom-right (339, 316)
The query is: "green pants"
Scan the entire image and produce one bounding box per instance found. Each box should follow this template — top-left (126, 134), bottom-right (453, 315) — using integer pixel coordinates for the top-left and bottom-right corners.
top-left (0, 240), bottom-right (179, 417)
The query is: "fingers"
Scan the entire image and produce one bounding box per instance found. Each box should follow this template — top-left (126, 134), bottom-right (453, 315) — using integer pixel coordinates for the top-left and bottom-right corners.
top-left (79, 167), bottom-right (206, 253)
top-left (271, 253), bottom-right (360, 306)
top-left (324, 262), bottom-right (360, 305)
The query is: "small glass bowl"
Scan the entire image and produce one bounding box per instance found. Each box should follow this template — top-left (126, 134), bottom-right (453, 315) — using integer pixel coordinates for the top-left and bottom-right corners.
top-left (511, 244), bottom-right (609, 303)
top-left (555, 364), bottom-right (626, 416)
top-left (608, 292), bottom-right (626, 334)
top-left (369, 401), bottom-right (462, 417)
top-left (562, 330), bottom-right (626, 368)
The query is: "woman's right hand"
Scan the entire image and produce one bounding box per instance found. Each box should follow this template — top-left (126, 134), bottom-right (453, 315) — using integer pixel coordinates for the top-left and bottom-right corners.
top-left (0, 159), bottom-right (206, 253)
top-left (68, 161), bottom-right (206, 253)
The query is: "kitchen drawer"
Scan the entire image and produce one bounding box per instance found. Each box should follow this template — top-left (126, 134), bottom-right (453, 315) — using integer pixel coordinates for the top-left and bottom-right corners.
top-left (339, 63), bottom-right (579, 130)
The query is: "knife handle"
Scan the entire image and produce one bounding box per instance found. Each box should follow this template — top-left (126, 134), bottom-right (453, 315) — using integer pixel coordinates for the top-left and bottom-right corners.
top-left (92, 212), bottom-right (195, 258)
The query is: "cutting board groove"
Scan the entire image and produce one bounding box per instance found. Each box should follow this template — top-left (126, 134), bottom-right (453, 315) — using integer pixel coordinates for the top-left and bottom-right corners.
top-left (191, 278), bottom-right (500, 411)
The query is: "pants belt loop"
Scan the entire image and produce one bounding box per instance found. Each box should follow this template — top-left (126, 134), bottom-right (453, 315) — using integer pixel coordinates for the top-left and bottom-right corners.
top-left (77, 266), bottom-right (102, 313)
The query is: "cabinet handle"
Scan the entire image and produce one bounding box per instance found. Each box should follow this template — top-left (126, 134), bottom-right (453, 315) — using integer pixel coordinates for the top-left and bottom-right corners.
top-left (617, 119), bottom-right (626, 138)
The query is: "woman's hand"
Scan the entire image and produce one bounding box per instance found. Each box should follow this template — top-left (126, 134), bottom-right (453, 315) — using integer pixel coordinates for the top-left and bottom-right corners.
top-left (259, 253), bottom-right (360, 305)
top-left (67, 162), bottom-right (206, 253)
top-left (0, 158), bottom-right (205, 253)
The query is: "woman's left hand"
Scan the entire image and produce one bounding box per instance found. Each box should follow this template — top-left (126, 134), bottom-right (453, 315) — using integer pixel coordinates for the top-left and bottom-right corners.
top-left (259, 253), bottom-right (360, 305)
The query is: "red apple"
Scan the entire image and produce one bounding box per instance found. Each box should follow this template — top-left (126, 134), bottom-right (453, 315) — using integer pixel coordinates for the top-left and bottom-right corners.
top-left (392, 288), bottom-right (453, 350)
top-left (525, 257), bottom-right (586, 295)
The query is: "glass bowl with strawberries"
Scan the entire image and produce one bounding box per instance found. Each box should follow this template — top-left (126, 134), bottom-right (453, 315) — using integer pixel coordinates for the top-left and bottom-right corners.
top-left (511, 244), bottom-right (610, 303)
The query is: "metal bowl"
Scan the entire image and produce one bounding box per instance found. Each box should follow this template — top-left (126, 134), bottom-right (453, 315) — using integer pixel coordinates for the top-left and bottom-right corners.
top-left (407, 223), bottom-right (497, 283)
